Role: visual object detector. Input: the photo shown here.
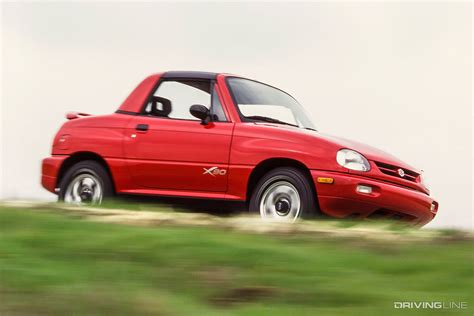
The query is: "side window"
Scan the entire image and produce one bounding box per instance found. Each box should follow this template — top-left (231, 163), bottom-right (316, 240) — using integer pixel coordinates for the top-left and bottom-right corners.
top-left (145, 80), bottom-right (211, 120)
top-left (210, 86), bottom-right (228, 122)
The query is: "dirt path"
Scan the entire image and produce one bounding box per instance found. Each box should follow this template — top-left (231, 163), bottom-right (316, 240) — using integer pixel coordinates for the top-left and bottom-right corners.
top-left (1, 200), bottom-right (472, 242)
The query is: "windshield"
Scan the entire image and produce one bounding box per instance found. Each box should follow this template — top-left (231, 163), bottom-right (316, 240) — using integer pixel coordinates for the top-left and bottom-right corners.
top-left (227, 77), bottom-right (316, 130)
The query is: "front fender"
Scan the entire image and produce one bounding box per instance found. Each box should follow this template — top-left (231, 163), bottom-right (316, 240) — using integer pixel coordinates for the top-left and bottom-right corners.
top-left (230, 124), bottom-right (344, 172)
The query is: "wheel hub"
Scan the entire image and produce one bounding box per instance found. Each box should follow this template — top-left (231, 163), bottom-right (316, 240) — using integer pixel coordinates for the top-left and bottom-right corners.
top-left (79, 186), bottom-right (93, 202)
top-left (275, 198), bottom-right (291, 215)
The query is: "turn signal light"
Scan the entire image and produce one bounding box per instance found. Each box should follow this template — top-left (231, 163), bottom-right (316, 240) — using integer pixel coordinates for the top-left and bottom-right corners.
top-left (317, 177), bottom-right (334, 184)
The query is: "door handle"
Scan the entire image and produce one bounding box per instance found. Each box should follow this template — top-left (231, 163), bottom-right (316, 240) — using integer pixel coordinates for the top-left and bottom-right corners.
top-left (136, 124), bottom-right (149, 132)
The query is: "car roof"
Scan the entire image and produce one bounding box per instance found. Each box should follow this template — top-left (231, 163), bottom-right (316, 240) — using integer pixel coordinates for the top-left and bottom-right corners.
top-left (162, 71), bottom-right (218, 80)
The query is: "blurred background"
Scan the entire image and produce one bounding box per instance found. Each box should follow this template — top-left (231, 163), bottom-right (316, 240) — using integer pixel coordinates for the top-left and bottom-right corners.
top-left (1, 2), bottom-right (472, 229)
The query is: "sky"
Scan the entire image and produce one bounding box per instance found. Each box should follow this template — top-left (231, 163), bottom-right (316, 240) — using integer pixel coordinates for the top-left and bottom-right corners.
top-left (1, 2), bottom-right (472, 229)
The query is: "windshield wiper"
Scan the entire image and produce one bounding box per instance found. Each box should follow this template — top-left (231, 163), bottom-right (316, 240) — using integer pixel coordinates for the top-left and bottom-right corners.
top-left (304, 127), bottom-right (318, 131)
top-left (245, 115), bottom-right (299, 128)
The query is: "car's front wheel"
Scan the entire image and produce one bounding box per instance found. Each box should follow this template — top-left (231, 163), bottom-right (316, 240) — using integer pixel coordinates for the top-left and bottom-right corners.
top-left (58, 160), bottom-right (113, 205)
top-left (249, 167), bottom-right (318, 222)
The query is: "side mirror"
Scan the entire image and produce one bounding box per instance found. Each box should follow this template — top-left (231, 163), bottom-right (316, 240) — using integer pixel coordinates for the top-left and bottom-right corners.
top-left (190, 104), bottom-right (210, 125)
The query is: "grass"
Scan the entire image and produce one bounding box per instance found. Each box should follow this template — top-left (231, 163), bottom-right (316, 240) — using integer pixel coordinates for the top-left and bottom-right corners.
top-left (0, 206), bottom-right (473, 315)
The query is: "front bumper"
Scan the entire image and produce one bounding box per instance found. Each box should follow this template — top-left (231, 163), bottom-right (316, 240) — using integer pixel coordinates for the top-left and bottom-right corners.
top-left (311, 170), bottom-right (438, 226)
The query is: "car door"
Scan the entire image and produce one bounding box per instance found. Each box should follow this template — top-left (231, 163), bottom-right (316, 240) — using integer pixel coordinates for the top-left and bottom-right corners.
top-left (124, 79), bottom-right (233, 192)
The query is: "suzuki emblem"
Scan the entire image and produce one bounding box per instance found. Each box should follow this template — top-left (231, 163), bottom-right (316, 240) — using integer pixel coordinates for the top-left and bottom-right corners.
top-left (397, 168), bottom-right (405, 177)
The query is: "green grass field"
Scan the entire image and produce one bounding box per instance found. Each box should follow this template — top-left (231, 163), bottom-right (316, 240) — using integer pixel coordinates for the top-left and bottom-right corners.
top-left (0, 206), bottom-right (472, 315)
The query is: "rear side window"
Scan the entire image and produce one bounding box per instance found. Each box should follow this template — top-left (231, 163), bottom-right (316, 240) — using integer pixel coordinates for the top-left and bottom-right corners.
top-left (144, 80), bottom-right (228, 122)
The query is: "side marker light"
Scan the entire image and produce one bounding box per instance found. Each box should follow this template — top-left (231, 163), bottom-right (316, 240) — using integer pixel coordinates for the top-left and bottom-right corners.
top-left (317, 177), bottom-right (334, 184)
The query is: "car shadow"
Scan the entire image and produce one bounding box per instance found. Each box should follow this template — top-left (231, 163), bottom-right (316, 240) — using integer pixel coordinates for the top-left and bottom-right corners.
top-left (113, 195), bottom-right (247, 217)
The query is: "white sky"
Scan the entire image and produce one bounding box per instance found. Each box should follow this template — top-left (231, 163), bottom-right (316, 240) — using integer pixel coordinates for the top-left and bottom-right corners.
top-left (1, 2), bottom-right (472, 229)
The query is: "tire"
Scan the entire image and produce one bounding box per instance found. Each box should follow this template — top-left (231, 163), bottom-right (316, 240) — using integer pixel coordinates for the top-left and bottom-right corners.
top-left (58, 160), bottom-right (114, 205)
top-left (249, 167), bottom-right (318, 222)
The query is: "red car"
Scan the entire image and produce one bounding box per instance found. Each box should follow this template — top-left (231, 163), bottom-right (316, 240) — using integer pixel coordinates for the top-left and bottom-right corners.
top-left (41, 71), bottom-right (438, 225)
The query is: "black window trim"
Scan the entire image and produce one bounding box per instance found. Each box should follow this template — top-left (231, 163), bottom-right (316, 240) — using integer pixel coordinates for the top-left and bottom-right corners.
top-left (209, 82), bottom-right (229, 123)
top-left (161, 71), bottom-right (218, 80)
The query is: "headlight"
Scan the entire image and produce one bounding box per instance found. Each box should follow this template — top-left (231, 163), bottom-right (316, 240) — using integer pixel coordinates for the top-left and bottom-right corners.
top-left (336, 149), bottom-right (371, 171)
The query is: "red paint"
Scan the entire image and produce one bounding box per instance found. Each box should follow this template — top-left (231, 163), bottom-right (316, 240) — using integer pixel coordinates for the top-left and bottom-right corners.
top-left (66, 112), bottom-right (92, 120)
top-left (41, 72), bottom-right (438, 225)
top-left (123, 118), bottom-right (233, 192)
top-left (118, 74), bottom-right (162, 113)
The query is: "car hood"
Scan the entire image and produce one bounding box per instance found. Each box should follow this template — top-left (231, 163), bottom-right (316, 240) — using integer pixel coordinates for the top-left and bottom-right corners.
top-left (314, 132), bottom-right (419, 172)
top-left (254, 123), bottom-right (419, 172)
top-left (307, 131), bottom-right (428, 194)
top-left (250, 123), bottom-right (427, 193)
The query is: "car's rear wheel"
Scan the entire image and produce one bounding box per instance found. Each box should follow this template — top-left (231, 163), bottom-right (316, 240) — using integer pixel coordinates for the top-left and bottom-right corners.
top-left (249, 167), bottom-right (317, 222)
top-left (58, 160), bottom-right (113, 205)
